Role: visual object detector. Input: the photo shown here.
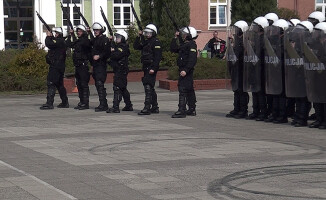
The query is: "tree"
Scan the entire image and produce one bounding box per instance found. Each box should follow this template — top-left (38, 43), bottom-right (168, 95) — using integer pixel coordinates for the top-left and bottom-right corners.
top-left (139, 0), bottom-right (190, 51)
top-left (277, 7), bottom-right (300, 20)
top-left (231, 0), bottom-right (277, 25)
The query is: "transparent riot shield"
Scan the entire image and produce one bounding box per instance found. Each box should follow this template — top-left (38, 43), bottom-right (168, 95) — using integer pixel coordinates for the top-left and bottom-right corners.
top-left (284, 26), bottom-right (307, 98)
top-left (243, 25), bottom-right (262, 92)
top-left (264, 26), bottom-right (283, 95)
top-left (303, 29), bottom-right (326, 103)
top-left (226, 26), bottom-right (239, 91)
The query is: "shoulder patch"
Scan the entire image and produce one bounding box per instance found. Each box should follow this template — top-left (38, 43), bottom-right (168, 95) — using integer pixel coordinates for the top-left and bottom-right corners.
top-left (118, 48), bottom-right (123, 52)
top-left (190, 48), bottom-right (197, 52)
top-left (53, 40), bottom-right (57, 43)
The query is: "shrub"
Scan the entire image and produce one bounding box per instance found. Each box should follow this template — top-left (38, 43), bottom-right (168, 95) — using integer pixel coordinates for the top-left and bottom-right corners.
top-left (168, 57), bottom-right (227, 80)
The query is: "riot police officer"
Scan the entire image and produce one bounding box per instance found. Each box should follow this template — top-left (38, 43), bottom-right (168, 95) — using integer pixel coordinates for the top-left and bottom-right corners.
top-left (264, 19), bottom-right (289, 123)
top-left (40, 27), bottom-right (69, 110)
top-left (225, 20), bottom-right (249, 118)
top-left (90, 22), bottom-right (111, 112)
top-left (244, 17), bottom-right (269, 121)
top-left (303, 22), bottom-right (326, 129)
top-left (306, 11), bottom-right (326, 128)
top-left (170, 27), bottom-right (198, 118)
top-left (134, 24), bottom-right (162, 115)
top-left (286, 21), bottom-right (314, 127)
top-left (265, 13), bottom-right (279, 26)
top-left (107, 30), bottom-right (133, 113)
top-left (66, 24), bottom-right (91, 110)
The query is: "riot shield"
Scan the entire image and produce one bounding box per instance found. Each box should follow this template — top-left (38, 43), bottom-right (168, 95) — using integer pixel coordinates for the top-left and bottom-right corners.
top-left (303, 29), bottom-right (326, 103)
top-left (243, 25), bottom-right (262, 92)
top-left (284, 26), bottom-right (307, 98)
top-left (264, 26), bottom-right (283, 95)
top-left (226, 26), bottom-right (239, 91)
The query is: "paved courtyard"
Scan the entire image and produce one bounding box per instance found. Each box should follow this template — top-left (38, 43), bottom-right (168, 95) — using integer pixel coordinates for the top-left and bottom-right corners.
top-left (0, 82), bottom-right (326, 200)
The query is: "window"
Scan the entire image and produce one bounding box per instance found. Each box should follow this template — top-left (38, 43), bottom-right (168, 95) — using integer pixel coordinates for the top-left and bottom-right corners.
top-left (316, 0), bottom-right (326, 18)
top-left (4, 0), bottom-right (34, 49)
top-left (113, 0), bottom-right (132, 28)
top-left (61, 0), bottom-right (81, 27)
top-left (209, 0), bottom-right (227, 26)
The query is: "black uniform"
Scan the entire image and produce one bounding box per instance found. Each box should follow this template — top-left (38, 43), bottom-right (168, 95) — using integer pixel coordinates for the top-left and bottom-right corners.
top-left (66, 32), bottom-right (91, 110)
top-left (108, 42), bottom-right (132, 112)
top-left (90, 34), bottom-right (111, 112)
top-left (170, 38), bottom-right (197, 117)
top-left (134, 35), bottom-right (162, 115)
top-left (208, 37), bottom-right (226, 59)
top-left (247, 31), bottom-right (269, 121)
top-left (226, 33), bottom-right (249, 118)
top-left (40, 35), bottom-right (68, 109)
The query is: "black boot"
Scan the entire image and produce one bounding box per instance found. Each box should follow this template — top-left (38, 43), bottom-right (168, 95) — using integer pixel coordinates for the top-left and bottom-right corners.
top-left (172, 93), bottom-right (187, 118)
top-left (40, 85), bottom-right (55, 110)
top-left (234, 92), bottom-right (248, 119)
top-left (149, 88), bottom-right (159, 113)
top-left (121, 88), bottom-right (133, 111)
top-left (74, 83), bottom-right (82, 109)
top-left (79, 87), bottom-right (89, 110)
top-left (256, 92), bottom-right (268, 121)
top-left (274, 96), bottom-right (288, 124)
top-left (226, 90), bottom-right (240, 118)
top-left (57, 84), bottom-right (69, 108)
top-left (186, 90), bottom-right (197, 116)
top-left (95, 82), bottom-right (108, 112)
top-left (107, 87), bottom-right (121, 113)
top-left (138, 85), bottom-right (152, 115)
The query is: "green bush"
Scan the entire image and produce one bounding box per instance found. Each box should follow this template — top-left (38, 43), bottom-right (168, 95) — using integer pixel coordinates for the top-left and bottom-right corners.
top-left (168, 57), bottom-right (227, 80)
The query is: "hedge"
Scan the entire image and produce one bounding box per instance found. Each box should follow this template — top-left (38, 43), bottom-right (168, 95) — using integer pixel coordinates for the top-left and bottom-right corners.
top-left (0, 39), bottom-right (226, 92)
top-left (167, 57), bottom-right (227, 80)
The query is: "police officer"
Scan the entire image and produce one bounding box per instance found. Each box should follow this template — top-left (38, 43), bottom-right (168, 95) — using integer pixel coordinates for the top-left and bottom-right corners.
top-left (170, 27), bottom-right (198, 118)
top-left (245, 17), bottom-right (269, 121)
top-left (285, 19), bottom-right (300, 118)
top-left (40, 27), bottom-right (69, 110)
top-left (307, 11), bottom-right (326, 128)
top-left (264, 19), bottom-right (289, 123)
top-left (90, 22), bottom-right (111, 112)
top-left (290, 21), bottom-right (314, 127)
top-left (264, 13), bottom-right (279, 118)
top-left (107, 30), bottom-right (133, 113)
top-left (134, 24), bottom-right (162, 115)
top-left (225, 20), bottom-right (249, 119)
top-left (265, 13), bottom-right (279, 26)
top-left (66, 24), bottom-right (91, 110)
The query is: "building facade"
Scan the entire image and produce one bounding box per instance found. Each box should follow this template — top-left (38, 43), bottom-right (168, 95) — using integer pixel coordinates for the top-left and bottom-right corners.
top-left (0, 0), bottom-right (140, 50)
top-left (190, 0), bottom-right (319, 50)
top-left (0, 0), bottom-right (322, 50)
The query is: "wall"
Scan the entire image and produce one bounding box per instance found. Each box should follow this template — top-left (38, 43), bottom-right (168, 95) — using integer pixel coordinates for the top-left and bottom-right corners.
top-left (278, 0), bottom-right (315, 20)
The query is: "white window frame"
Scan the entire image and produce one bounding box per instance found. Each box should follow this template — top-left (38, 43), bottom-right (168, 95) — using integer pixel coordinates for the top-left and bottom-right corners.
top-left (209, 0), bottom-right (227, 27)
top-left (61, 0), bottom-right (83, 28)
top-left (316, 0), bottom-right (326, 16)
top-left (113, 0), bottom-right (134, 29)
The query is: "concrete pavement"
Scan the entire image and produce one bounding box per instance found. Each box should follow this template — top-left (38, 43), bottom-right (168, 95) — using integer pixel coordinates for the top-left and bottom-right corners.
top-left (0, 83), bottom-right (326, 200)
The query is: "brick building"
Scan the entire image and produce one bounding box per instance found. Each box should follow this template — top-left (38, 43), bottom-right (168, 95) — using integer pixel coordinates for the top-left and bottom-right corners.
top-left (190, 0), bottom-right (320, 50)
top-left (0, 0), bottom-right (322, 50)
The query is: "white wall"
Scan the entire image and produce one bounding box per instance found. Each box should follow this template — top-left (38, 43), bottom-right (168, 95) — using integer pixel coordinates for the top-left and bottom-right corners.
top-left (34, 0), bottom-right (56, 48)
top-left (92, 0), bottom-right (108, 35)
top-left (0, 0), bottom-right (4, 50)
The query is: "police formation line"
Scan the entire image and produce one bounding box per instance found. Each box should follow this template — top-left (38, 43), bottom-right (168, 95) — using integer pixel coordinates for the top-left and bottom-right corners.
top-left (226, 11), bottom-right (326, 129)
top-left (39, 22), bottom-right (198, 119)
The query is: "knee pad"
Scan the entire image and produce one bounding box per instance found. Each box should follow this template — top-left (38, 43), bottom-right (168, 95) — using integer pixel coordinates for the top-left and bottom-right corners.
top-left (113, 85), bottom-right (120, 91)
top-left (144, 84), bottom-right (152, 93)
